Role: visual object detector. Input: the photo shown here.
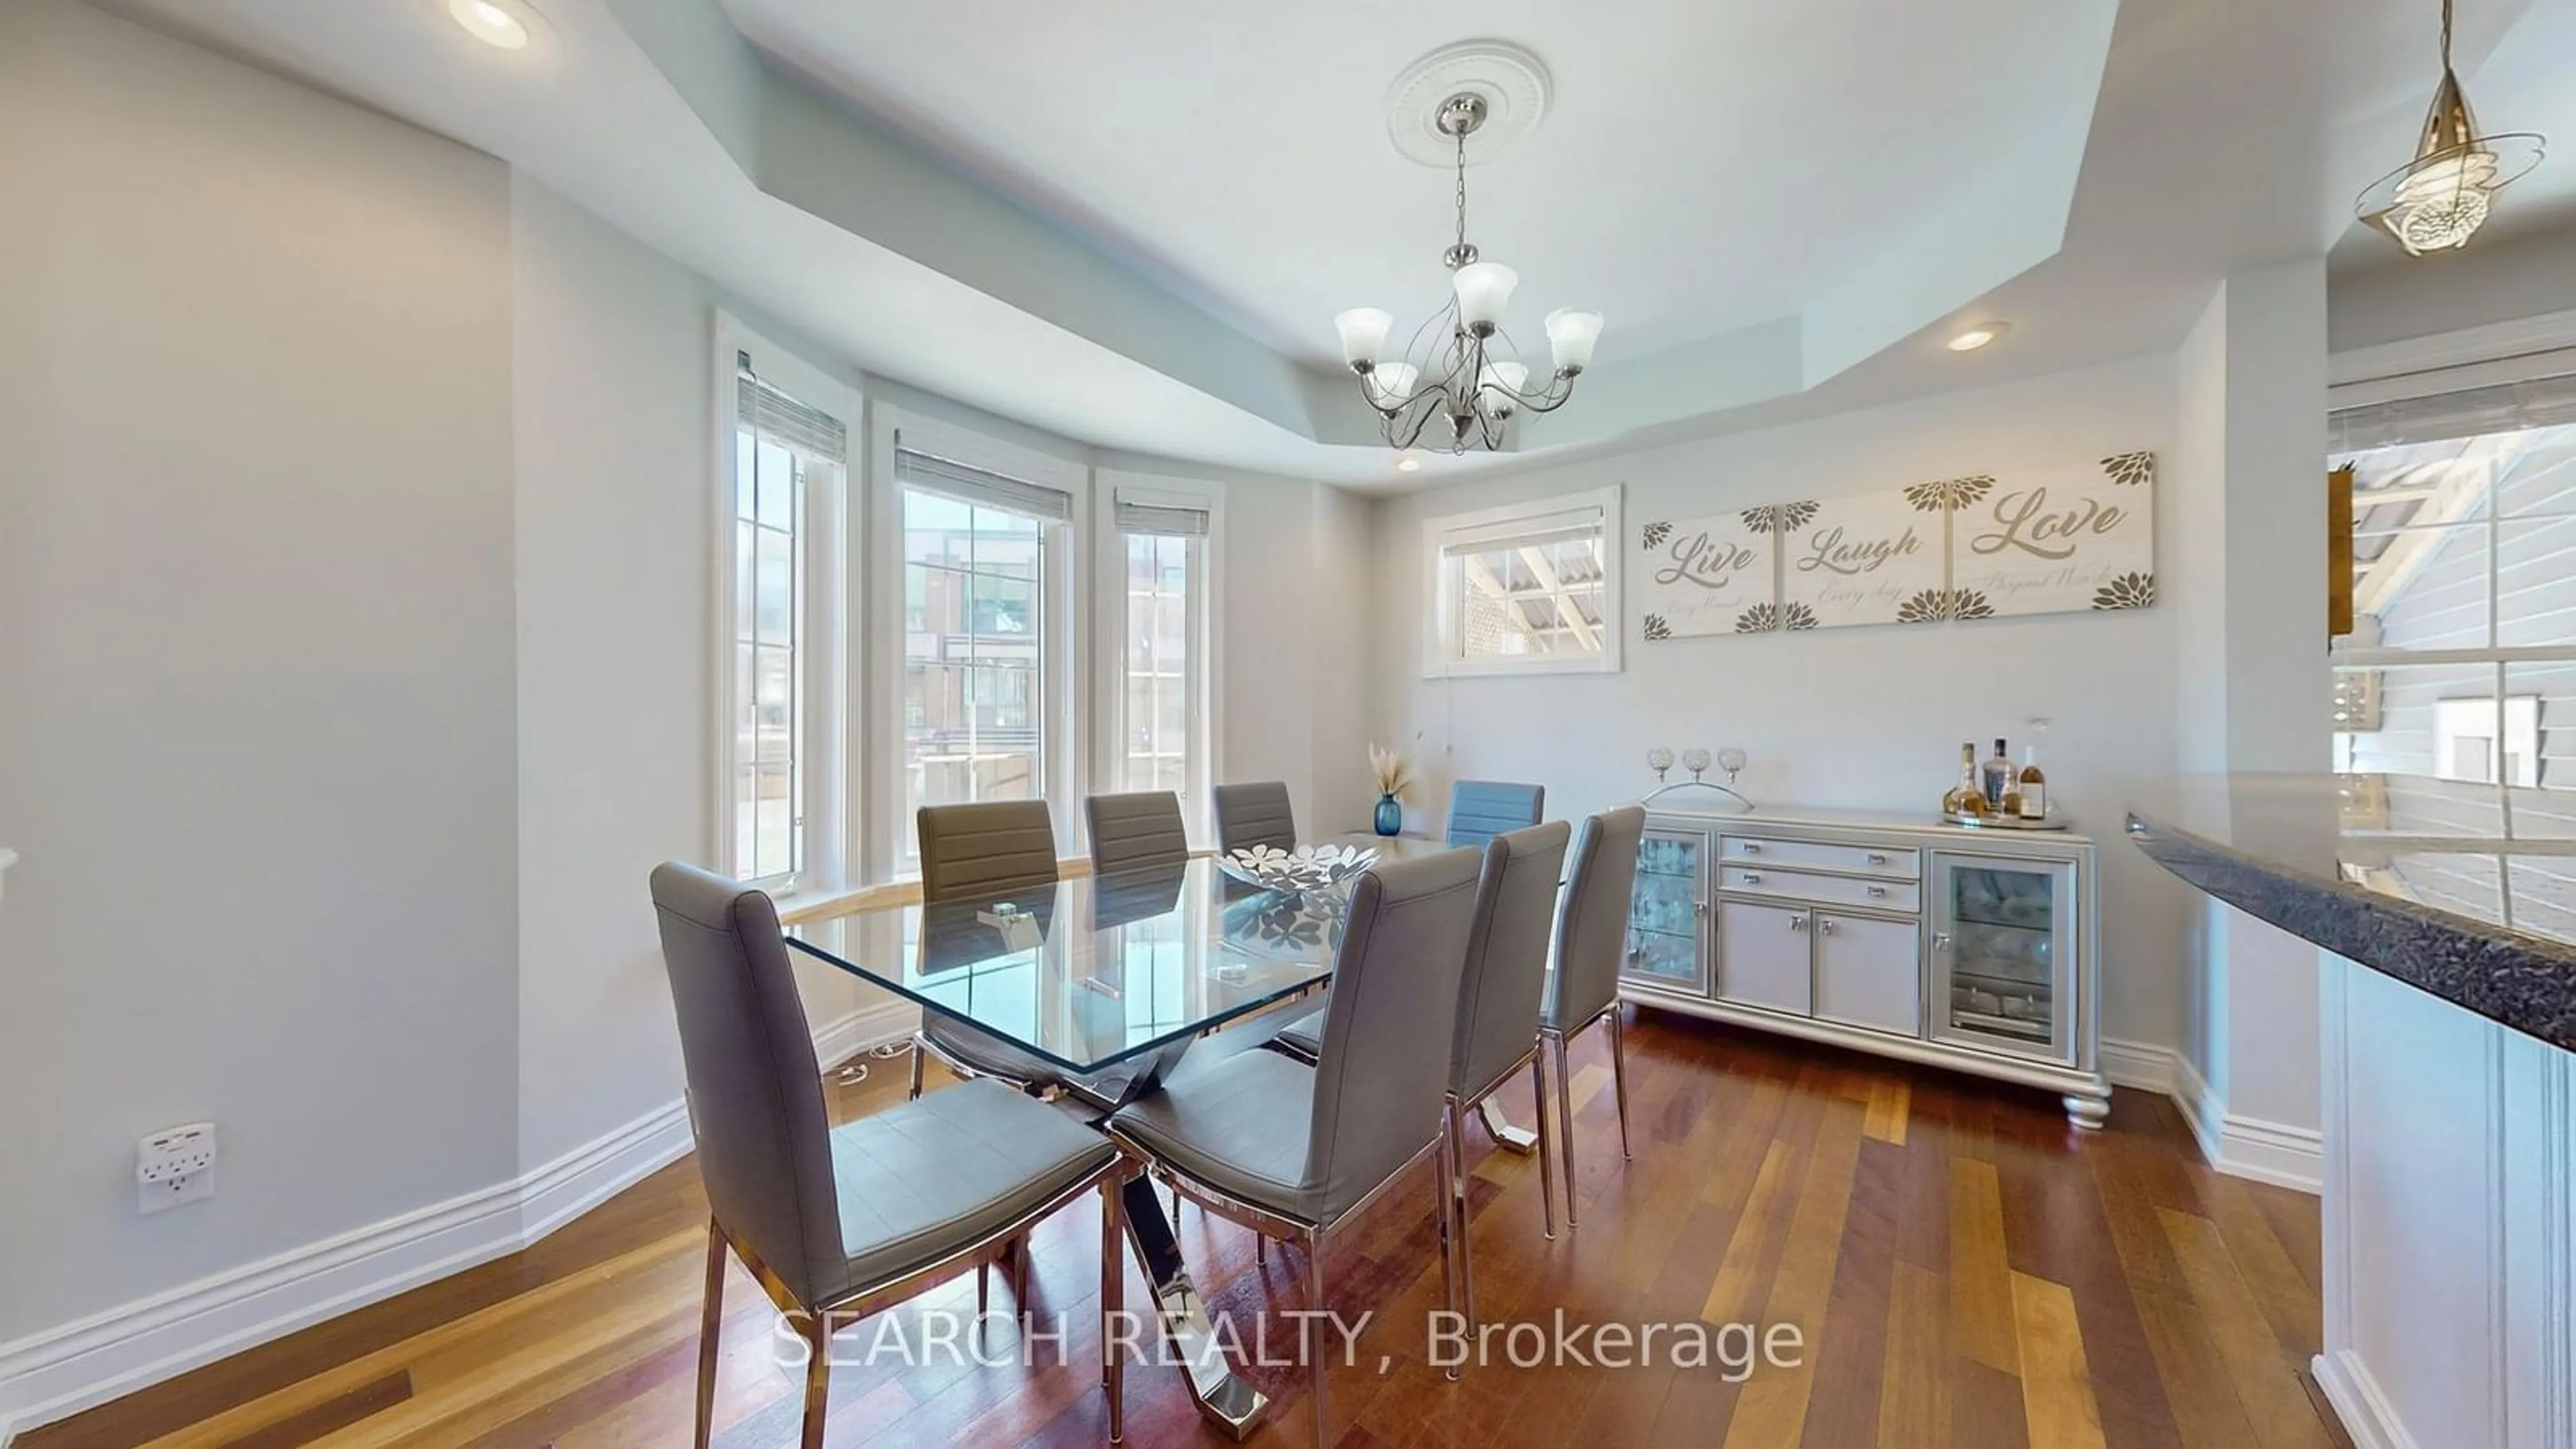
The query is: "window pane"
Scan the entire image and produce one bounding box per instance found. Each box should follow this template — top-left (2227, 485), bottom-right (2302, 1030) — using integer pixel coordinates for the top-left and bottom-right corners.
top-left (2492, 422), bottom-right (2576, 517)
top-left (902, 486), bottom-right (1051, 851)
top-left (1445, 528), bottom-right (1608, 662)
top-left (755, 441), bottom-right (795, 530)
top-left (1116, 531), bottom-right (1197, 798)
top-left (754, 525), bottom-right (794, 645)
top-left (2497, 515), bottom-right (2576, 648)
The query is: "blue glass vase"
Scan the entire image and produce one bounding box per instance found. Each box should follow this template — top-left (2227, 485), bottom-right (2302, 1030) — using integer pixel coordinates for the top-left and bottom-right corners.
top-left (1373, 794), bottom-right (1403, 837)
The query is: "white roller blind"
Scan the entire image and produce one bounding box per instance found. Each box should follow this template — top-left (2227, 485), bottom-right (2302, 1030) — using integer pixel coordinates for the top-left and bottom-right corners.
top-left (1114, 496), bottom-right (1210, 537)
top-left (895, 446), bottom-right (1073, 523)
top-left (2333, 371), bottom-right (2576, 452)
top-left (735, 352), bottom-right (845, 459)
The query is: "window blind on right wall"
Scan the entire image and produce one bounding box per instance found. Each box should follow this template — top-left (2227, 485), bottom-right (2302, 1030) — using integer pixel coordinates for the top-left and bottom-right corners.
top-left (2332, 372), bottom-right (2576, 452)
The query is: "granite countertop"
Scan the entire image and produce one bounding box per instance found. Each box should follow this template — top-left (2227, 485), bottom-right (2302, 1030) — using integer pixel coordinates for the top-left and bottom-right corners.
top-left (2125, 773), bottom-right (2576, 1052)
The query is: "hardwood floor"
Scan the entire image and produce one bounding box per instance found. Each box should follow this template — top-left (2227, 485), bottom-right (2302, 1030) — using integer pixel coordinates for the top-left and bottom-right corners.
top-left (23, 1016), bottom-right (2347, 1448)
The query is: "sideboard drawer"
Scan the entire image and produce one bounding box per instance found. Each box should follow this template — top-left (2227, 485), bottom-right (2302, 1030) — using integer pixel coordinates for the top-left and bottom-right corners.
top-left (1720, 836), bottom-right (1919, 879)
top-left (1721, 865), bottom-right (1921, 914)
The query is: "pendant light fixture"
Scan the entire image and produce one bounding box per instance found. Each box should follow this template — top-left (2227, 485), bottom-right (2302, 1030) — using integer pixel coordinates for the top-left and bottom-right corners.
top-left (2355, 0), bottom-right (2545, 256)
top-left (1334, 46), bottom-right (1599, 453)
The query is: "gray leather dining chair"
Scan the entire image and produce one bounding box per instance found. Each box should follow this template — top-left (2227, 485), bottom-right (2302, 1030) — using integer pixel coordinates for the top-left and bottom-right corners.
top-left (1436, 820), bottom-right (1571, 1332)
top-left (1086, 790), bottom-right (1191, 875)
top-left (649, 862), bottom-right (1133, 1449)
top-left (1106, 847), bottom-right (1483, 1449)
top-left (912, 800), bottom-right (1071, 1099)
top-left (1212, 780), bottom-right (1297, 855)
top-left (1444, 780), bottom-right (1546, 848)
top-left (1541, 805), bottom-right (1648, 1227)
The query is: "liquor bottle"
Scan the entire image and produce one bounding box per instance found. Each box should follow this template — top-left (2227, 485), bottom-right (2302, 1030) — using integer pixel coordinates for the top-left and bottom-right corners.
top-left (2017, 742), bottom-right (2048, 820)
top-left (1982, 739), bottom-right (2012, 810)
top-left (1947, 743), bottom-right (1987, 817)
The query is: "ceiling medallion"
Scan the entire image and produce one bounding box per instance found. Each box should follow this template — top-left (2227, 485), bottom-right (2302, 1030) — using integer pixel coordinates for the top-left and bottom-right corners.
top-left (2355, 0), bottom-right (2545, 256)
top-left (1335, 44), bottom-right (1598, 454)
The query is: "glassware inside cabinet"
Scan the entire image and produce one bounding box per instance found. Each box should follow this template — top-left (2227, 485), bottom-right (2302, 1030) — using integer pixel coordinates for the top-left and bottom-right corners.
top-left (1625, 830), bottom-right (1709, 992)
top-left (1934, 857), bottom-right (2069, 1055)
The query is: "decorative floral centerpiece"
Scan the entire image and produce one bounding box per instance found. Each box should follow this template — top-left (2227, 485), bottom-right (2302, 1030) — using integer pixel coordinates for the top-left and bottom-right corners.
top-left (1368, 743), bottom-right (1413, 837)
top-left (1218, 843), bottom-right (1378, 895)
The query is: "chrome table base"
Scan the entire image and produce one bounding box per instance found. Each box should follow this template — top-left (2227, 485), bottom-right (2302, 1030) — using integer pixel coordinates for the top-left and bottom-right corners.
top-left (1120, 1175), bottom-right (1267, 1438)
top-left (1472, 1096), bottom-right (1540, 1155)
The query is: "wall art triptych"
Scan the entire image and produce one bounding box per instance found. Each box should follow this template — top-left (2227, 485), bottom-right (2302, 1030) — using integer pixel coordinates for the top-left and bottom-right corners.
top-left (1635, 451), bottom-right (2157, 641)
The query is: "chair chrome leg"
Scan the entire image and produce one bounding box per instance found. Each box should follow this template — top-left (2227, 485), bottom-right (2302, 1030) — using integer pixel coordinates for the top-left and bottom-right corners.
top-left (977, 1258), bottom-right (990, 1343)
top-left (1304, 1229), bottom-right (1330, 1449)
top-left (908, 1038), bottom-right (926, 1100)
top-left (1012, 1233), bottom-right (1031, 1323)
top-left (1531, 1056), bottom-right (1556, 1242)
top-left (798, 1313), bottom-right (832, 1449)
top-left (1102, 1177), bottom-right (1126, 1444)
top-left (1609, 1010), bottom-right (1633, 1161)
top-left (1552, 1030), bottom-right (1579, 1228)
top-left (694, 1221), bottom-right (726, 1449)
top-left (1444, 1099), bottom-right (1474, 1348)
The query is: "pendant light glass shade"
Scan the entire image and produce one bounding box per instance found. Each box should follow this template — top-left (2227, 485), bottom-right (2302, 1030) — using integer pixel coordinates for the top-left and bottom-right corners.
top-left (1334, 307), bottom-right (1393, 366)
top-left (1543, 309), bottom-right (1604, 372)
top-left (1451, 262), bottom-right (1519, 329)
top-left (1370, 362), bottom-right (1420, 405)
top-left (2355, 2), bottom-right (2546, 257)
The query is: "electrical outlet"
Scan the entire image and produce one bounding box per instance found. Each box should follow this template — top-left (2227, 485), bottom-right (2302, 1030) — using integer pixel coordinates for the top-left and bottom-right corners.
top-left (138, 1122), bottom-right (216, 1214)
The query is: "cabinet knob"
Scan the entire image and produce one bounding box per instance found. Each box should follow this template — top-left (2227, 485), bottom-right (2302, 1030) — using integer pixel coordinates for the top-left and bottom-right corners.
top-left (1788, 914), bottom-right (1807, 931)
top-left (1933, 931), bottom-right (1953, 951)
top-left (1741, 842), bottom-right (1762, 854)
top-left (1866, 851), bottom-right (1888, 865)
top-left (1740, 870), bottom-right (1762, 883)
top-left (1694, 900), bottom-right (1709, 918)
top-left (1817, 918), bottom-right (1836, 935)
top-left (1866, 885), bottom-right (1888, 898)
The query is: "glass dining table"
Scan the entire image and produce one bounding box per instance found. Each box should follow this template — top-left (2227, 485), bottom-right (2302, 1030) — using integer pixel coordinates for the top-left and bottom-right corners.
top-left (783, 843), bottom-right (1456, 1437)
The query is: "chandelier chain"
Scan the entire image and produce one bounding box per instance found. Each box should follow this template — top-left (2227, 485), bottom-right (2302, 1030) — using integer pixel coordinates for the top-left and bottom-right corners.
top-left (1453, 125), bottom-right (1470, 257)
top-left (2441, 0), bottom-right (2454, 67)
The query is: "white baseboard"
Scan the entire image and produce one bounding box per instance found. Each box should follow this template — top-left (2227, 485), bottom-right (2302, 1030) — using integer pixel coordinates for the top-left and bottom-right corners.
top-left (2171, 1049), bottom-right (2324, 1195)
top-left (811, 998), bottom-right (922, 1071)
top-left (2312, 1349), bottom-right (2421, 1449)
top-left (0, 1003), bottom-right (922, 1444)
top-left (2100, 1036), bottom-right (2176, 1093)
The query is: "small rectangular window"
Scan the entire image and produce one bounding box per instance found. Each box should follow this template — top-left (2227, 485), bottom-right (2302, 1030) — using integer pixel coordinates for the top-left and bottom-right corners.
top-left (1423, 488), bottom-right (1622, 677)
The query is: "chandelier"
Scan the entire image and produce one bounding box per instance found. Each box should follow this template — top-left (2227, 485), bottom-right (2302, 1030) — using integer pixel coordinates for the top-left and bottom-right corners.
top-left (2355, 0), bottom-right (2544, 256)
top-left (1332, 93), bottom-right (1601, 453)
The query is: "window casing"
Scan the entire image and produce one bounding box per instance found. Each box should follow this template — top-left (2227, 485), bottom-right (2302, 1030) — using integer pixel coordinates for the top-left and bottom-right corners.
top-left (1422, 487), bottom-right (1623, 677)
top-left (715, 325), bottom-right (849, 894)
top-left (1099, 481), bottom-right (1216, 824)
top-left (879, 427), bottom-right (1084, 875)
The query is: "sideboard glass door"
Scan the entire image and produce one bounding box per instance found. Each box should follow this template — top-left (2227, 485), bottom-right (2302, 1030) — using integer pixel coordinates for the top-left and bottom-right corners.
top-left (1623, 829), bottom-right (1711, 996)
top-left (1928, 852), bottom-right (2075, 1062)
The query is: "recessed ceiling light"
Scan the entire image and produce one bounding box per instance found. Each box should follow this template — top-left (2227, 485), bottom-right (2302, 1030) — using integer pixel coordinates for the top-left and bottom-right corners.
top-left (1395, 454), bottom-right (1423, 473)
top-left (1946, 323), bottom-right (2010, 353)
top-left (449, 0), bottom-right (533, 49)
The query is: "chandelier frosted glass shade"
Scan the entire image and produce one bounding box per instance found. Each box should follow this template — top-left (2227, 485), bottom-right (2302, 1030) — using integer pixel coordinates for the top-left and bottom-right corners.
top-left (1544, 309), bottom-right (1603, 371)
top-left (1334, 307), bottom-right (1393, 366)
top-left (2355, 3), bottom-right (2545, 257)
top-left (1451, 262), bottom-right (1519, 331)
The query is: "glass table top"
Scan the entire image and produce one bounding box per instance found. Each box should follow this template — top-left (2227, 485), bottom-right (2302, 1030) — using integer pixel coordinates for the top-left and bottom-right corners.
top-left (784, 857), bottom-right (1355, 1074)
